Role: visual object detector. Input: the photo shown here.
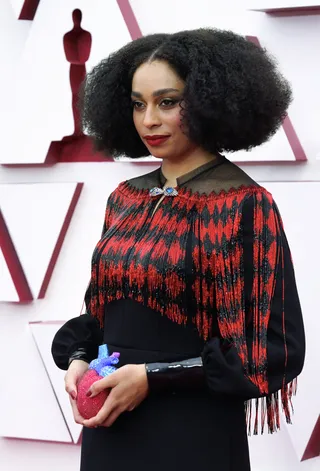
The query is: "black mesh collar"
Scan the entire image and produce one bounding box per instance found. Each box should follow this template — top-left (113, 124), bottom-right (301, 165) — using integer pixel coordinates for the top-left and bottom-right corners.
top-left (158, 154), bottom-right (227, 187)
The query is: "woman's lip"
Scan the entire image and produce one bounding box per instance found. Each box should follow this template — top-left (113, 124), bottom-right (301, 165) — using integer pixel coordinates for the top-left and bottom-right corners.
top-left (144, 135), bottom-right (170, 139)
top-left (145, 136), bottom-right (170, 146)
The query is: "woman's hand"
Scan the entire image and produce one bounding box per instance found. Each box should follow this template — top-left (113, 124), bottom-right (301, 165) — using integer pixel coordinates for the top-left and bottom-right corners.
top-left (82, 364), bottom-right (149, 428)
top-left (64, 359), bottom-right (89, 425)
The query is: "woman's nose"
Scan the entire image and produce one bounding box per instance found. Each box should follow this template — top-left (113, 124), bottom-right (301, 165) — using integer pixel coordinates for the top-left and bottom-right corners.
top-left (143, 105), bottom-right (161, 128)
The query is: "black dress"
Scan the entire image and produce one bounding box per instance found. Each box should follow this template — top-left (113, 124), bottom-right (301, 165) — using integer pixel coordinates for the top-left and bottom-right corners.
top-left (51, 156), bottom-right (305, 471)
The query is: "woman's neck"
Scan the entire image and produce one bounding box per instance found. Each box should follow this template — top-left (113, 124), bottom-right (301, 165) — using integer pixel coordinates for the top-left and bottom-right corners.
top-left (161, 150), bottom-right (218, 187)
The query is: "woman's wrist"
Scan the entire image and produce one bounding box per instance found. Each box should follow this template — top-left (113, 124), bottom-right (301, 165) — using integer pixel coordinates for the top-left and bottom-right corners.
top-left (68, 347), bottom-right (91, 367)
top-left (145, 357), bottom-right (204, 393)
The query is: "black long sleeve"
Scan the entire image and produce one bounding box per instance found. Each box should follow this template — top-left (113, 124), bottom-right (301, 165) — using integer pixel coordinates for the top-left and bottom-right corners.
top-left (51, 310), bottom-right (103, 370)
top-left (202, 195), bottom-right (306, 399)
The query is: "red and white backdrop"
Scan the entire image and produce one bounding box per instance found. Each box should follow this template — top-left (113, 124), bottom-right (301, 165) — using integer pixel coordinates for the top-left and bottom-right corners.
top-left (0, 0), bottom-right (319, 470)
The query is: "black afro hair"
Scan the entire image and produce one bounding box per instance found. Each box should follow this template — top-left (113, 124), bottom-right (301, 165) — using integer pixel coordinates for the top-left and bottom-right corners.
top-left (80, 28), bottom-right (292, 158)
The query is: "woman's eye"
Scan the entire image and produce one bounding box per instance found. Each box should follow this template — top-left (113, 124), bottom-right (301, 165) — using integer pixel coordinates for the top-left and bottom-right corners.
top-left (160, 99), bottom-right (176, 107)
top-left (132, 99), bottom-right (178, 110)
top-left (132, 101), bottom-right (144, 109)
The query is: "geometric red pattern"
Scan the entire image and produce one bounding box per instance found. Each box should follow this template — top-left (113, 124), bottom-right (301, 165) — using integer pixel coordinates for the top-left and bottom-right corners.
top-left (18, 0), bottom-right (40, 19)
top-left (250, 6), bottom-right (320, 16)
top-left (38, 182), bottom-right (83, 298)
top-left (301, 415), bottom-right (320, 461)
top-left (0, 209), bottom-right (33, 301)
top-left (0, 182), bottom-right (83, 301)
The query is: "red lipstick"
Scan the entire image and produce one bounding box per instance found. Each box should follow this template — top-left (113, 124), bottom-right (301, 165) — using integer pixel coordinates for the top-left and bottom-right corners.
top-left (144, 135), bottom-right (170, 146)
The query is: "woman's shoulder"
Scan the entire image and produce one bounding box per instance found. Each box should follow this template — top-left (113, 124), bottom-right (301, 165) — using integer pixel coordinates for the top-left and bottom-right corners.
top-left (212, 158), bottom-right (259, 190)
top-left (125, 167), bottom-right (160, 189)
top-left (181, 158), bottom-right (268, 200)
top-left (113, 167), bottom-right (161, 199)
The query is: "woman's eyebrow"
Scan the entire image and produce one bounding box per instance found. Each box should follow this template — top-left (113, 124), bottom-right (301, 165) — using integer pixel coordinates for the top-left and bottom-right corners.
top-left (131, 88), bottom-right (180, 98)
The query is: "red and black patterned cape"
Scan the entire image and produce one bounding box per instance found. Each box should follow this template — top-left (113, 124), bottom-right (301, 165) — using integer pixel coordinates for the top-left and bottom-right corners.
top-left (86, 170), bottom-right (305, 435)
top-left (51, 159), bottom-right (306, 471)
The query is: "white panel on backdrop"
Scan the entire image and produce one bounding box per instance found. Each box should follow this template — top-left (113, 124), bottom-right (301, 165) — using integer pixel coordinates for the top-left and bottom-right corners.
top-left (9, 0), bottom-right (25, 17)
top-left (227, 129), bottom-right (296, 162)
top-left (0, 1), bottom-right (31, 167)
top-left (0, 182), bottom-right (82, 301)
top-left (30, 322), bottom-right (83, 444)
top-left (261, 181), bottom-right (320, 462)
top-left (0, 249), bottom-right (19, 302)
top-left (0, 316), bottom-right (72, 442)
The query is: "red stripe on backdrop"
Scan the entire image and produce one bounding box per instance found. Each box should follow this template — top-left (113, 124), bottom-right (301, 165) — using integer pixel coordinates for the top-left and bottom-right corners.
top-left (301, 415), bottom-right (320, 461)
top-left (19, 0), bottom-right (40, 20)
top-left (264, 7), bottom-right (320, 16)
top-left (0, 210), bottom-right (33, 301)
top-left (117, 0), bottom-right (143, 39)
top-left (38, 182), bottom-right (84, 298)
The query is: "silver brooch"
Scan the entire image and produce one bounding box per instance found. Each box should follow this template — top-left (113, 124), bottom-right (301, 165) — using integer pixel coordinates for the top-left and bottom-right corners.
top-left (149, 187), bottom-right (178, 197)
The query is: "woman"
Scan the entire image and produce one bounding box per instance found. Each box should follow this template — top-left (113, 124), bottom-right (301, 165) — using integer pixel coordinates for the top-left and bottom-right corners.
top-left (51, 28), bottom-right (305, 471)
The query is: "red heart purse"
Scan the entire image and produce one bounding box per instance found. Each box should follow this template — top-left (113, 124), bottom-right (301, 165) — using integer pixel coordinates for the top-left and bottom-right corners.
top-left (76, 345), bottom-right (120, 419)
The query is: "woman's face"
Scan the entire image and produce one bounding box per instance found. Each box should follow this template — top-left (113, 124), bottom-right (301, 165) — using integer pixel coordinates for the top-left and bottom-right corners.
top-left (131, 60), bottom-right (196, 160)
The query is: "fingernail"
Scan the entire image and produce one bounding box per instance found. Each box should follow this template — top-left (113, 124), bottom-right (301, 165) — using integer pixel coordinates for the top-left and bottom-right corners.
top-left (70, 391), bottom-right (76, 400)
top-left (86, 390), bottom-right (92, 397)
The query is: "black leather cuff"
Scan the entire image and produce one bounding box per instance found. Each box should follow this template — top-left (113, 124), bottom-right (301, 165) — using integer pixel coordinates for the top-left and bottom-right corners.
top-left (145, 357), bottom-right (205, 393)
top-left (68, 347), bottom-right (91, 367)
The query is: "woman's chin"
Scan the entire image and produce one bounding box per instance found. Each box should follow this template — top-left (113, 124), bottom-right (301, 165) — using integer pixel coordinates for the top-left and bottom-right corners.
top-left (149, 149), bottom-right (171, 160)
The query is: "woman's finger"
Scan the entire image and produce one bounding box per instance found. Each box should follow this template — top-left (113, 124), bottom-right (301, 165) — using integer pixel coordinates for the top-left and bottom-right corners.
top-left (101, 407), bottom-right (123, 427)
top-left (65, 375), bottom-right (77, 400)
top-left (64, 360), bottom-right (89, 400)
top-left (82, 393), bottom-right (117, 428)
top-left (87, 373), bottom-right (118, 398)
top-left (69, 395), bottom-right (85, 425)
